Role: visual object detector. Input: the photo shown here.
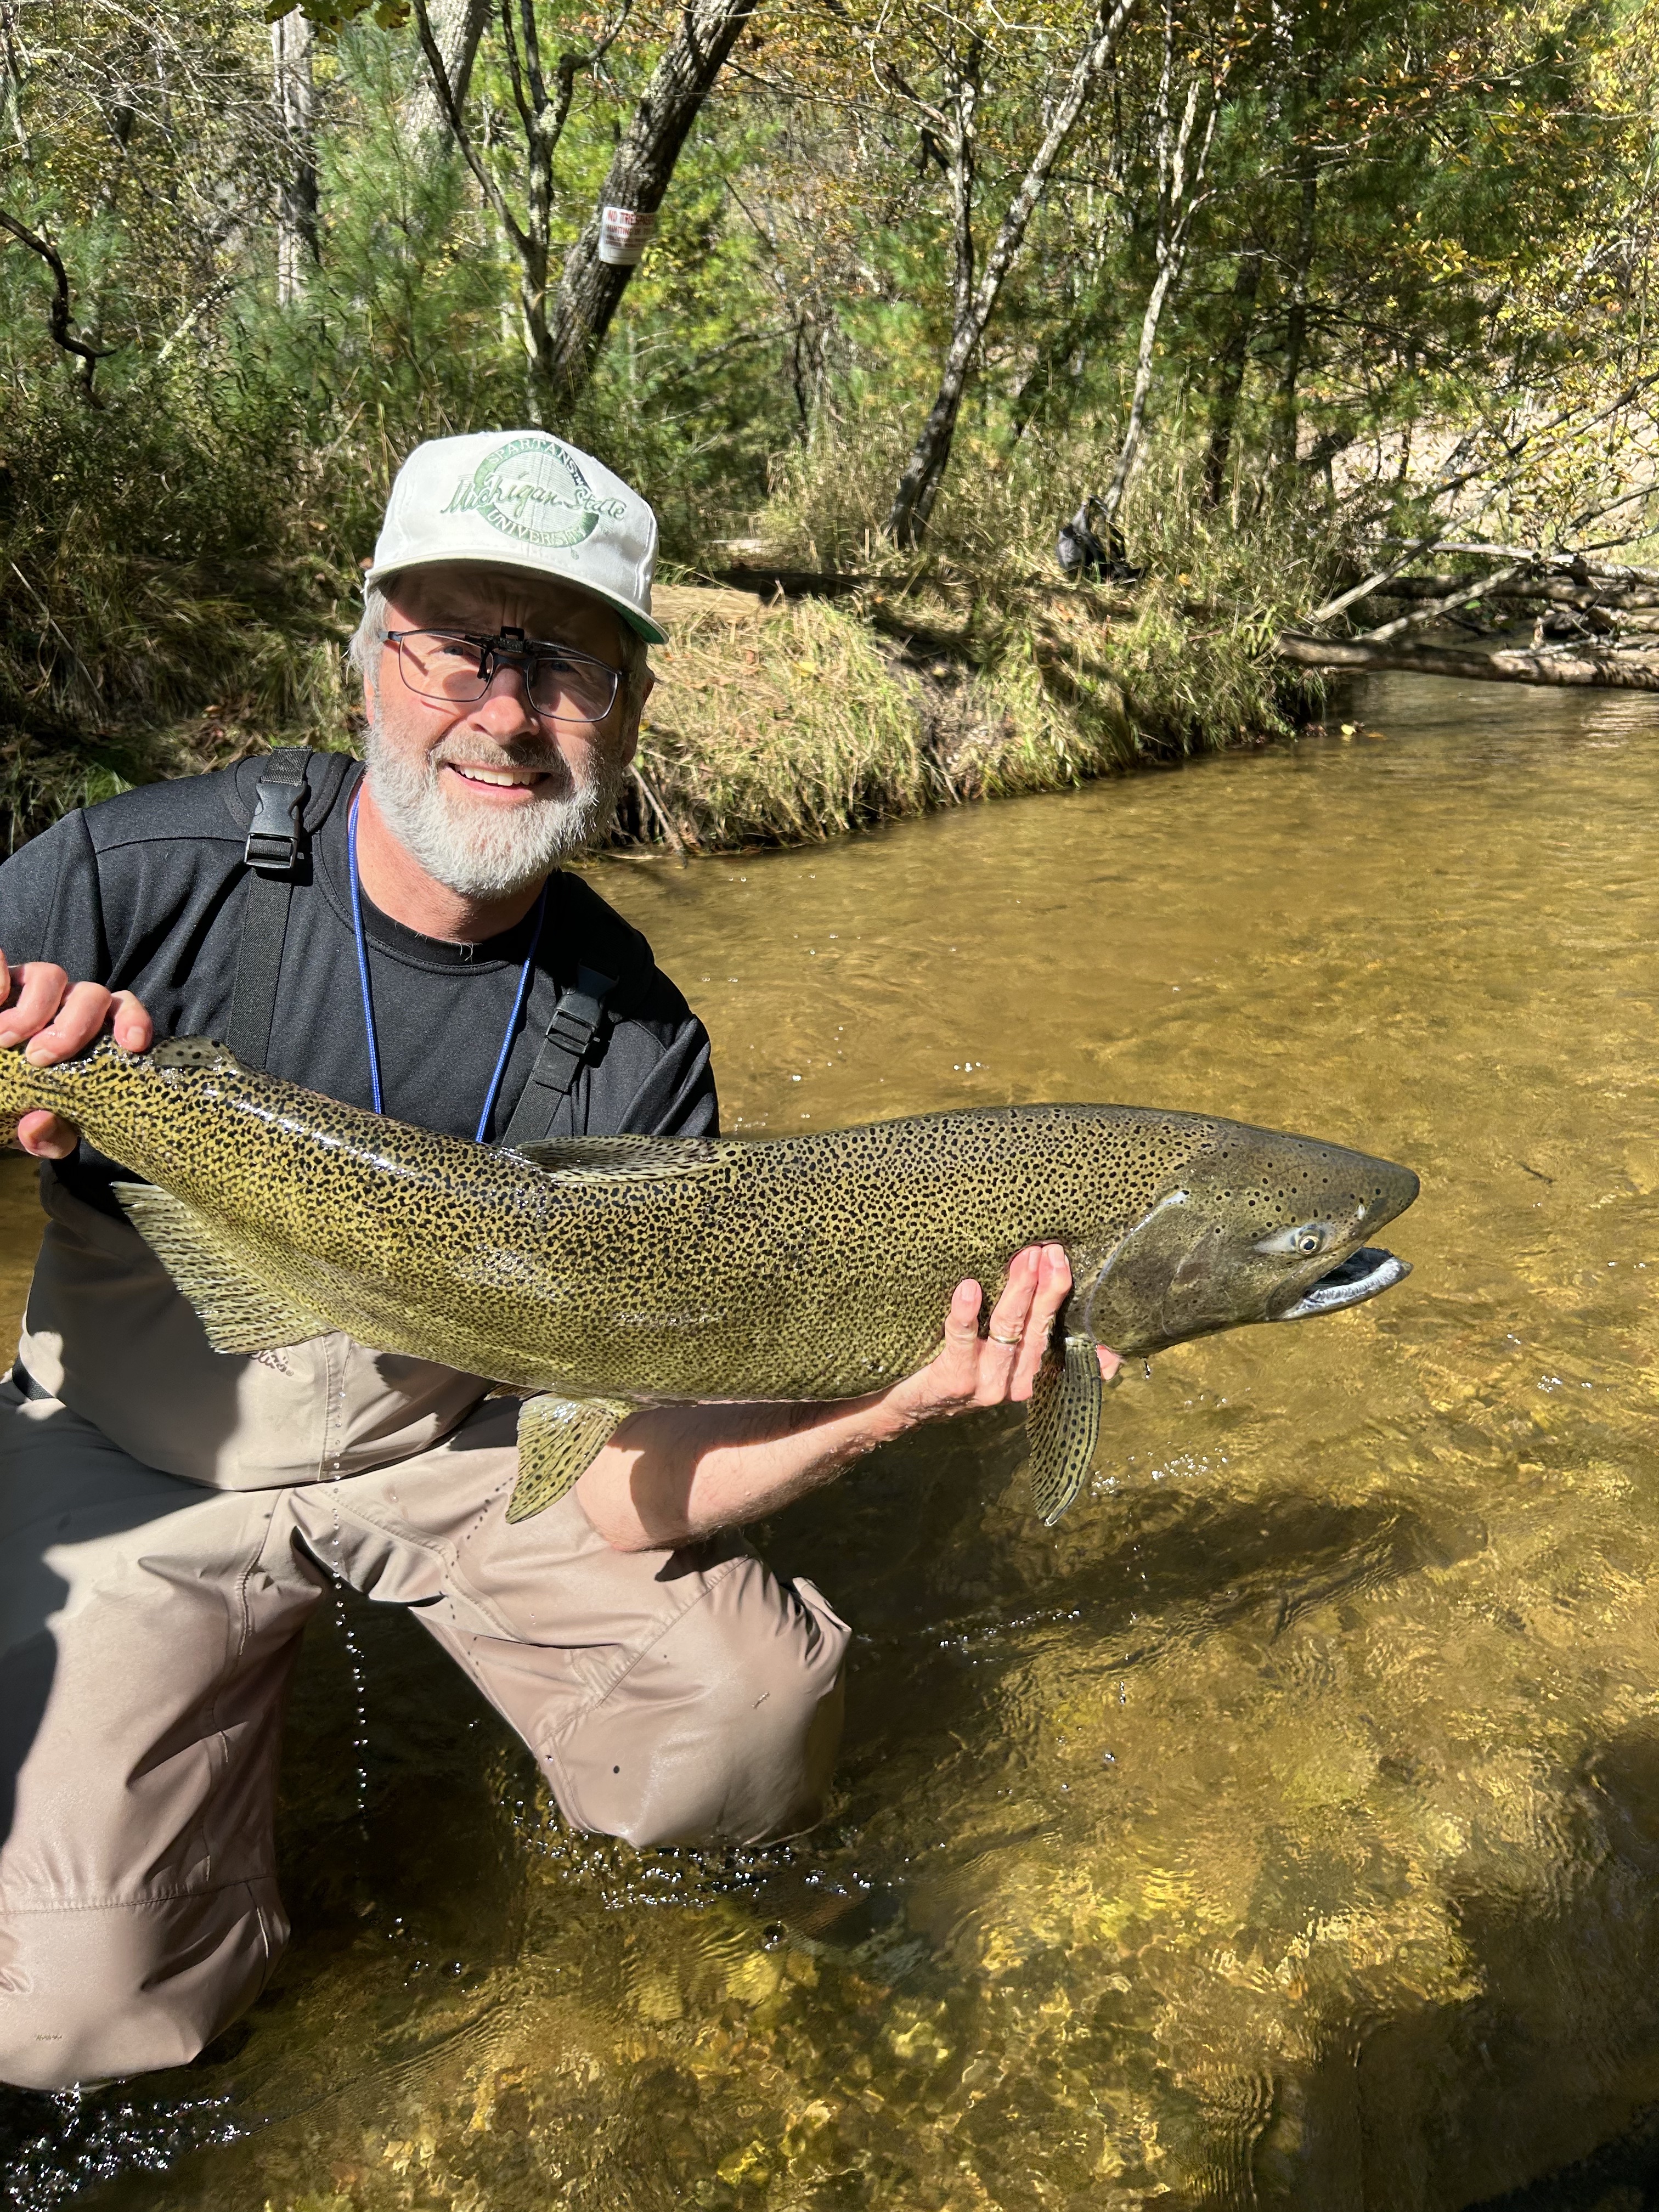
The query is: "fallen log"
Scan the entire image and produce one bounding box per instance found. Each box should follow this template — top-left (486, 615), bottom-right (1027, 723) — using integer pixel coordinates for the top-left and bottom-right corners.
top-left (1392, 541), bottom-right (1659, 588)
top-left (1274, 631), bottom-right (1659, 690)
top-left (1373, 574), bottom-right (1659, 611)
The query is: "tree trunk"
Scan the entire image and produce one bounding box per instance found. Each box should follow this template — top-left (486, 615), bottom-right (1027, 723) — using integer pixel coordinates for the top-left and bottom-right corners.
top-left (272, 9), bottom-right (318, 304)
top-left (1272, 162), bottom-right (1316, 467)
top-left (403, 0), bottom-right (491, 144)
top-left (885, 0), bottom-right (1139, 550)
top-left (1097, 24), bottom-right (1220, 535)
top-left (543, 0), bottom-right (759, 417)
top-left (1274, 631), bottom-right (1659, 691)
top-left (1, 0), bottom-right (30, 160)
top-left (520, 246), bottom-right (555, 424)
top-left (1203, 245), bottom-right (1260, 505)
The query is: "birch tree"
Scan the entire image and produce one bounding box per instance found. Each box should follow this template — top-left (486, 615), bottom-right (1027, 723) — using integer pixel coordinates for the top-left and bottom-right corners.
top-left (271, 8), bottom-right (318, 303)
top-left (871, 0), bottom-right (1140, 548)
top-left (1095, 0), bottom-right (1233, 529)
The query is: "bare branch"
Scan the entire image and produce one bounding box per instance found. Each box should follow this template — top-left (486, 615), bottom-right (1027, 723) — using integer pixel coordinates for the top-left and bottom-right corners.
top-left (1358, 557), bottom-right (1534, 643)
top-left (1304, 366), bottom-right (1659, 629)
top-left (1276, 630), bottom-right (1659, 692)
top-left (0, 206), bottom-right (114, 394)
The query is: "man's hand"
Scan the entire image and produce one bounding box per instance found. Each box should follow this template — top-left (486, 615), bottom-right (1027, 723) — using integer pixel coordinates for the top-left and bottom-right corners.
top-left (879, 1243), bottom-right (1121, 1429)
top-left (577, 1243), bottom-right (1124, 1552)
top-left (0, 950), bottom-right (152, 1159)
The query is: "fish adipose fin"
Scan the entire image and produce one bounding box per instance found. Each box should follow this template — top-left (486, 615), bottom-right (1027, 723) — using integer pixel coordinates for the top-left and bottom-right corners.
top-left (1026, 1332), bottom-right (1104, 1526)
top-left (116, 1186), bottom-right (332, 1352)
top-left (505, 1393), bottom-right (635, 1522)
top-left (509, 1133), bottom-right (727, 1181)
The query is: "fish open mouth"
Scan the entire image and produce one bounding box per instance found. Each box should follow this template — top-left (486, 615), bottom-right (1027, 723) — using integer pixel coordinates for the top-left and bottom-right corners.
top-left (1272, 1246), bottom-right (1411, 1322)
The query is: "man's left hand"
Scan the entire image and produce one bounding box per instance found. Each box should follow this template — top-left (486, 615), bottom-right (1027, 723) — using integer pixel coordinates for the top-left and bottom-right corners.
top-left (879, 1243), bottom-right (1121, 1430)
top-left (578, 1243), bottom-right (1122, 1552)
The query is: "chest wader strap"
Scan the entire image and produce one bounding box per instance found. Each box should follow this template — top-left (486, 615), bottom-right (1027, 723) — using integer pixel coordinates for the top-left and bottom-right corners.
top-left (227, 747), bottom-right (312, 1071)
top-left (500, 964), bottom-right (618, 1144)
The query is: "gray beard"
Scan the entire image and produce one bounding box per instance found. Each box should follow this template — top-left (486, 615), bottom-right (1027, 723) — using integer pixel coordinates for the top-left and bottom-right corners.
top-left (362, 715), bottom-right (624, 899)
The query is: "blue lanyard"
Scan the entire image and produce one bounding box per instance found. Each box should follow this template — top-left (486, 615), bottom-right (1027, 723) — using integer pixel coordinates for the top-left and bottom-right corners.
top-left (347, 787), bottom-right (547, 1143)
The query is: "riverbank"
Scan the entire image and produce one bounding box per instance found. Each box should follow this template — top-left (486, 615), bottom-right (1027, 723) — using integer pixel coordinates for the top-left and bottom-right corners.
top-left (618, 574), bottom-right (1300, 853)
top-left (1, 571), bottom-right (1318, 857)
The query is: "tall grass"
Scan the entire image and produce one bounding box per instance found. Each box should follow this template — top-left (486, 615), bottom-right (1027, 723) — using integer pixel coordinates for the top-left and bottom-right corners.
top-left (626, 595), bottom-right (943, 848)
top-left (0, 377), bottom-right (362, 844)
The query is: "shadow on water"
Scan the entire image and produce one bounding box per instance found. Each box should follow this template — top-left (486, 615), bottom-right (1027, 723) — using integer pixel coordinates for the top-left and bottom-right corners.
top-left (1230, 1720), bottom-right (1659, 2212)
top-left (766, 1409), bottom-right (1488, 1792)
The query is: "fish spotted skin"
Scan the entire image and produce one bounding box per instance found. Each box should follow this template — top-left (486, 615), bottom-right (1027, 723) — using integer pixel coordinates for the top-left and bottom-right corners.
top-left (0, 1036), bottom-right (1418, 1414)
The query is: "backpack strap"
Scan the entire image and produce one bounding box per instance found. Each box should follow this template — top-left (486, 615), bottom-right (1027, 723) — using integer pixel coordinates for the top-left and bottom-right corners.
top-left (227, 747), bottom-right (313, 1070)
top-left (499, 873), bottom-right (654, 1144)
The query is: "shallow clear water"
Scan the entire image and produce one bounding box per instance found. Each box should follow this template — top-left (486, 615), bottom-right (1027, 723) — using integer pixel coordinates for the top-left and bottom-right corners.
top-left (9, 674), bottom-right (1659, 2211)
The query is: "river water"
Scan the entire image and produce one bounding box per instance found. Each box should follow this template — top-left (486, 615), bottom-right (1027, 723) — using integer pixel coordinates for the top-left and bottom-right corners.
top-left (8, 673), bottom-right (1659, 2211)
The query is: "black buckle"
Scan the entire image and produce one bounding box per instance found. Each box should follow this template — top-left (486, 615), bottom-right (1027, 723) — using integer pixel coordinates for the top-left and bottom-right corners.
top-left (529, 967), bottom-right (617, 1094)
top-left (244, 777), bottom-right (303, 874)
top-left (544, 991), bottom-right (606, 1054)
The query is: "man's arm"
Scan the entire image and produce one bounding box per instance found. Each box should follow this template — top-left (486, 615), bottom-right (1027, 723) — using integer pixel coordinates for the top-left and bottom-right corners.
top-left (577, 1245), bottom-right (1122, 1551)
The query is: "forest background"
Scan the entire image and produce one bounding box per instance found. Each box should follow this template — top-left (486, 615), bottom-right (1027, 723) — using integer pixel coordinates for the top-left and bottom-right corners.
top-left (1, 0), bottom-right (1656, 851)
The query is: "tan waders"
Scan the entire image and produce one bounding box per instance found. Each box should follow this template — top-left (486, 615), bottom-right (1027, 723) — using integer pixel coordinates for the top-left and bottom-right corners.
top-left (0, 1178), bottom-right (849, 2090)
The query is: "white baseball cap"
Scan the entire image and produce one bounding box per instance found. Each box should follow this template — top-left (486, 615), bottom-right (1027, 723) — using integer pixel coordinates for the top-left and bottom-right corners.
top-left (365, 430), bottom-right (667, 645)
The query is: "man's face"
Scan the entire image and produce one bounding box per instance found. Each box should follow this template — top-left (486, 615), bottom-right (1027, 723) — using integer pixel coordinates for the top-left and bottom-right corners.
top-left (362, 563), bottom-right (648, 901)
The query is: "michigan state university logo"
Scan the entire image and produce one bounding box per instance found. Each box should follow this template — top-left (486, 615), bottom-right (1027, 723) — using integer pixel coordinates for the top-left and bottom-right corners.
top-left (442, 435), bottom-right (625, 548)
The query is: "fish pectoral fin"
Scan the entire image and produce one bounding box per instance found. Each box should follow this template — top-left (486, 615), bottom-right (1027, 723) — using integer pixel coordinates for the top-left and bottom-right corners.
top-left (115, 1186), bottom-right (332, 1353)
top-left (507, 1133), bottom-right (727, 1181)
top-left (1025, 1333), bottom-right (1104, 1527)
top-left (505, 1393), bottom-right (635, 1523)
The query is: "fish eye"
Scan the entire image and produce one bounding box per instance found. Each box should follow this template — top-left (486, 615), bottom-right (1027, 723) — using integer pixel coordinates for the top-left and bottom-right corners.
top-left (1254, 1222), bottom-right (1329, 1257)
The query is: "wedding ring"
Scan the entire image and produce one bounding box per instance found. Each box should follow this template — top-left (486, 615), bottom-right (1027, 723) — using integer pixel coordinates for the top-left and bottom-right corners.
top-left (989, 1327), bottom-right (1024, 1347)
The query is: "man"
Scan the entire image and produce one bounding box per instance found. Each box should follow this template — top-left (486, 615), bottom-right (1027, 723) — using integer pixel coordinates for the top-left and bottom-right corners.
top-left (0, 431), bottom-right (1105, 2091)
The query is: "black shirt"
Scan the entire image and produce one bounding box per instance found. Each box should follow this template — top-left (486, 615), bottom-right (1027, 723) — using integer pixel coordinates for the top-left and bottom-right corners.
top-left (0, 754), bottom-right (717, 1215)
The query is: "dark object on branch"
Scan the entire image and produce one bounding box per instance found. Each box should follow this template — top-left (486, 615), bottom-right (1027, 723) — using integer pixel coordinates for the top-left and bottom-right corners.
top-left (1537, 605), bottom-right (1619, 641)
top-left (1275, 630), bottom-right (1659, 692)
top-left (1056, 498), bottom-right (1141, 583)
top-left (0, 208), bottom-right (112, 399)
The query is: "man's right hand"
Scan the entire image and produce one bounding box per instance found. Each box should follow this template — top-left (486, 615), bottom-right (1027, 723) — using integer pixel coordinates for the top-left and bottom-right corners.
top-left (0, 951), bottom-right (153, 1159)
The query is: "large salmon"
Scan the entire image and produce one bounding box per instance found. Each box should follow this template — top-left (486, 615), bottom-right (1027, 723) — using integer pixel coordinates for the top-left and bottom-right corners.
top-left (0, 1037), bottom-right (1418, 1524)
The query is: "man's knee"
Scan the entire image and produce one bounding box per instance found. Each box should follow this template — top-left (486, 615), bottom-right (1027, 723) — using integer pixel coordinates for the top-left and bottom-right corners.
top-left (548, 1562), bottom-right (850, 1850)
top-left (0, 1883), bottom-right (286, 2091)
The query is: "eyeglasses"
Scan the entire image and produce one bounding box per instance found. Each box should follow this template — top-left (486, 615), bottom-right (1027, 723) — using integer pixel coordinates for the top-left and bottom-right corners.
top-left (381, 627), bottom-right (622, 725)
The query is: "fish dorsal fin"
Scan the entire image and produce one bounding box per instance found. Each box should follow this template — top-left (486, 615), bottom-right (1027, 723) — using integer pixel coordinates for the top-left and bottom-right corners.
top-left (509, 1132), bottom-right (729, 1181)
top-left (150, 1036), bottom-right (250, 1074)
top-left (116, 1184), bottom-right (332, 1352)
